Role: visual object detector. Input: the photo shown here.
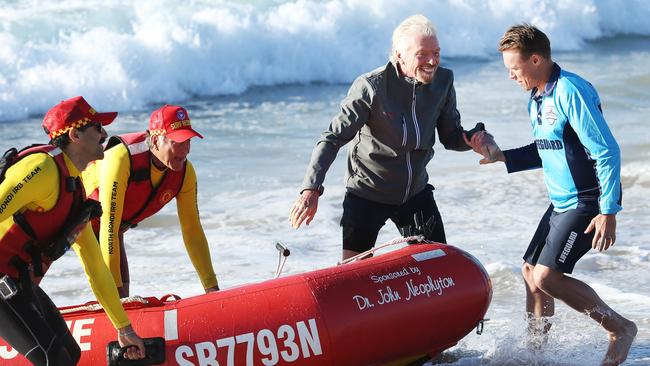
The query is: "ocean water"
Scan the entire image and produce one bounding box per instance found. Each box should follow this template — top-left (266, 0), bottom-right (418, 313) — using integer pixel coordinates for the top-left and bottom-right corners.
top-left (1, 1), bottom-right (649, 365)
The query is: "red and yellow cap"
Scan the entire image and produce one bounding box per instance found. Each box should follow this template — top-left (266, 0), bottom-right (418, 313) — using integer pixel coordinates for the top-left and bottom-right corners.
top-left (43, 96), bottom-right (117, 139)
top-left (149, 105), bottom-right (203, 143)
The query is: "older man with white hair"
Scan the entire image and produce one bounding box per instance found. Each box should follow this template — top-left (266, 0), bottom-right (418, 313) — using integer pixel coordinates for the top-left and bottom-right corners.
top-left (290, 14), bottom-right (488, 259)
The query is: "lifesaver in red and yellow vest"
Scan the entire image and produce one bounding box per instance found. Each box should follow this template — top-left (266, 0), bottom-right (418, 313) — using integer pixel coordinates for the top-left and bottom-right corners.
top-left (0, 145), bottom-right (84, 278)
top-left (88, 132), bottom-right (186, 234)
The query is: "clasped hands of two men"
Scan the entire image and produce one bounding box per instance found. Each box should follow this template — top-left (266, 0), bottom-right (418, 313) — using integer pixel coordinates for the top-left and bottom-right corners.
top-left (463, 128), bottom-right (503, 164)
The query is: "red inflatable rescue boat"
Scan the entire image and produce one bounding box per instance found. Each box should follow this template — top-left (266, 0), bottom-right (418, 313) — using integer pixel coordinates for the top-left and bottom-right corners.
top-left (0, 241), bottom-right (492, 365)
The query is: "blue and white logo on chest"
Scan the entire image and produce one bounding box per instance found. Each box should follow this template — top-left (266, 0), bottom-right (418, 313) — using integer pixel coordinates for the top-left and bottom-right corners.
top-left (544, 105), bottom-right (558, 125)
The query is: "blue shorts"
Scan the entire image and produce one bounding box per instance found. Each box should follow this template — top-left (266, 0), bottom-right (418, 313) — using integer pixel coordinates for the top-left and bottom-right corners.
top-left (340, 184), bottom-right (446, 253)
top-left (523, 204), bottom-right (598, 273)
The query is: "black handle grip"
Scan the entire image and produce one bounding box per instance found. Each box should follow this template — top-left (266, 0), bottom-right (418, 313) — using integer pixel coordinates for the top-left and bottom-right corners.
top-left (275, 241), bottom-right (290, 257)
top-left (465, 122), bottom-right (485, 140)
top-left (107, 337), bottom-right (166, 366)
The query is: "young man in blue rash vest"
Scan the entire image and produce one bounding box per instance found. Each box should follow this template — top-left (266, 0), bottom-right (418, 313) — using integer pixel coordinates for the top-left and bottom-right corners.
top-left (289, 14), bottom-right (489, 260)
top-left (0, 96), bottom-right (145, 365)
top-left (472, 24), bottom-right (637, 365)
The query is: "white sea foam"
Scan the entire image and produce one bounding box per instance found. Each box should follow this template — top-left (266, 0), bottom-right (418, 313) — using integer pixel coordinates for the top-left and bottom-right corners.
top-left (2, 0), bottom-right (650, 121)
top-left (2, 3), bottom-right (649, 362)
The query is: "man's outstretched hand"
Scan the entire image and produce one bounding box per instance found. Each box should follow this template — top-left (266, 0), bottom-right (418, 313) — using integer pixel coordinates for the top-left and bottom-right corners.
top-left (289, 190), bottom-right (319, 229)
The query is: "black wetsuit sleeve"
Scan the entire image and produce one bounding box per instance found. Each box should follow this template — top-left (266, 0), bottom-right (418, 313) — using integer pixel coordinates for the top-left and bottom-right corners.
top-left (503, 142), bottom-right (542, 173)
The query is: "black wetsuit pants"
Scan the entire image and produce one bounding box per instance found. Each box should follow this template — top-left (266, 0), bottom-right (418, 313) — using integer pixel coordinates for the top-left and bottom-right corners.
top-left (0, 275), bottom-right (80, 366)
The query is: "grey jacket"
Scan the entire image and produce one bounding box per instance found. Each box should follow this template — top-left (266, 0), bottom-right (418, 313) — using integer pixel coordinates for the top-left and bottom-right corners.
top-left (301, 61), bottom-right (471, 205)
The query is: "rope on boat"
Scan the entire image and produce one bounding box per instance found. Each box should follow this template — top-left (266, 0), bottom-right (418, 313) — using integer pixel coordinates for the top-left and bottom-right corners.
top-left (338, 235), bottom-right (426, 265)
top-left (59, 237), bottom-right (428, 313)
top-left (60, 295), bottom-right (149, 314)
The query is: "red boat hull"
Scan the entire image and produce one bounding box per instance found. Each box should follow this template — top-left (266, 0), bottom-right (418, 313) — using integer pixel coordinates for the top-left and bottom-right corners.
top-left (0, 242), bottom-right (492, 365)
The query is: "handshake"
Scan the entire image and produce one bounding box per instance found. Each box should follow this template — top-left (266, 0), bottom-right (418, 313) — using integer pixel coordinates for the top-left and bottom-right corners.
top-left (463, 122), bottom-right (504, 164)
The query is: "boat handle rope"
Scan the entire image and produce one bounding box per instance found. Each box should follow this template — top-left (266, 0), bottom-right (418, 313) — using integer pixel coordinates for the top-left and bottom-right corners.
top-left (60, 236), bottom-right (431, 313)
top-left (275, 241), bottom-right (291, 278)
top-left (60, 295), bottom-right (149, 314)
top-left (339, 235), bottom-right (427, 265)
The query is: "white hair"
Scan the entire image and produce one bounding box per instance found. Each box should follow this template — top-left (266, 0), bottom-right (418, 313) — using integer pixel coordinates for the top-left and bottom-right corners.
top-left (146, 132), bottom-right (167, 149)
top-left (389, 14), bottom-right (437, 63)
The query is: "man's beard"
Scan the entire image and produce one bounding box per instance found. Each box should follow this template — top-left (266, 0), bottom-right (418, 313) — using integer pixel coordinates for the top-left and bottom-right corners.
top-left (416, 67), bottom-right (436, 84)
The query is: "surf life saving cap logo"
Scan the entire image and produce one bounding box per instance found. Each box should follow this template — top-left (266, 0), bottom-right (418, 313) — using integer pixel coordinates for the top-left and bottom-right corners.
top-left (43, 96), bottom-right (117, 139)
top-left (149, 105), bottom-right (203, 143)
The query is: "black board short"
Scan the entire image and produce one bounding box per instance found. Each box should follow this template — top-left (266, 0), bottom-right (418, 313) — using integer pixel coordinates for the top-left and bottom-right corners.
top-left (524, 204), bottom-right (598, 273)
top-left (340, 184), bottom-right (446, 253)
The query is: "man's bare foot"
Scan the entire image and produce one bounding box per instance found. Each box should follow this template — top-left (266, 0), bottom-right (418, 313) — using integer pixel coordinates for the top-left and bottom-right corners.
top-left (526, 316), bottom-right (552, 352)
top-left (602, 320), bottom-right (637, 366)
